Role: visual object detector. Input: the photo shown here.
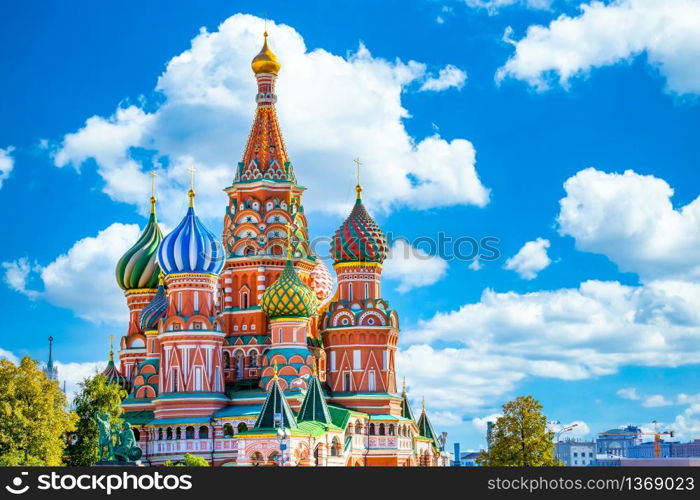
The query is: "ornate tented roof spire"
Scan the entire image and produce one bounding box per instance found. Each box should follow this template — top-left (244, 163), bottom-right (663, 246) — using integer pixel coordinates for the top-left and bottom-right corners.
top-left (297, 367), bottom-right (332, 425)
top-left (101, 334), bottom-right (129, 390)
top-left (237, 29), bottom-right (295, 184)
top-left (255, 370), bottom-right (298, 429)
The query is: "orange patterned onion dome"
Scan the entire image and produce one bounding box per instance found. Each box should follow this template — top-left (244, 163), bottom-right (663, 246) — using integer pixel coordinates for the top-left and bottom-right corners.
top-left (309, 258), bottom-right (334, 301)
top-left (261, 259), bottom-right (318, 318)
top-left (331, 197), bottom-right (388, 264)
top-left (115, 201), bottom-right (163, 290)
top-left (251, 32), bottom-right (281, 75)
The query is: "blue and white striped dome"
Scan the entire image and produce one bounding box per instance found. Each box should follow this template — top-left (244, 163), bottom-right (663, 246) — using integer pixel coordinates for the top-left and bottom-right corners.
top-left (157, 198), bottom-right (224, 276)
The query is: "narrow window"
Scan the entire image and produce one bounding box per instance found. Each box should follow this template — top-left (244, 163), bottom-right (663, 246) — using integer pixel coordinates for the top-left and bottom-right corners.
top-left (330, 351), bottom-right (336, 372)
top-left (177, 292), bottom-right (183, 313)
top-left (344, 372), bottom-right (351, 392)
top-left (353, 350), bottom-right (361, 370)
top-left (195, 367), bottom-right (202, 391)
top-left (368, 371), bottom-right (376, 392)
top-left (171, 368), bottom-right (179, 392)
top-left (242, 292), bottom-right (249, 309)
top-left (383, 350), bottom-right (388, 370)
top-left (194, 291), bottom-right (199, 312)
top-left (364, 282), bottom-right (369, 299)
top-left (348, 283), bottom-right (353, 300)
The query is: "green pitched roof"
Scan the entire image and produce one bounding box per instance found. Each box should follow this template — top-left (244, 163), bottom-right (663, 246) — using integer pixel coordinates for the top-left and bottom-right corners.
top-left (297, 375), bottom-right (332, 425)
top-left (255, 377), bottom-right (297, 429)
top-left (401, 385), bottom-right (415, 421)
top-left (417, 407), bottom-right (437, 442)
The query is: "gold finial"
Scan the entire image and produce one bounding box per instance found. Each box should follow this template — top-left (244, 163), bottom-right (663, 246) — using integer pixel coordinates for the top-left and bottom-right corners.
top-left (109, 334), bottom-right (114, 362)
top-left (284, 222), bottom-right (294, 260)
top-left (149, 170), bottom-right (158, 213)
top-left (353, 157), bottom-right (363, 200)
top-left (157, 271), bottom-right (164, 287)
top-left (251, 22), bottom-right (281, 75)
top-left (272, 361), bottom-right (279, 380)
top-left (422, 396), bottom-right (426, 413)
top-left (187, 166), bottom-right (196, 207)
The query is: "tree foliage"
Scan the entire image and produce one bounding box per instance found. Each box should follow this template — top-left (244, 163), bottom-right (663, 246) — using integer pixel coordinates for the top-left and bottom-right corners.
top-left (0, 357), bottom-right (77, 465)
top-left (66, 373), bottom-right (126, 466)
top-left (164, 453), bottom-right (209, 467)
top-left (477, 395), bottom-right (559, 466)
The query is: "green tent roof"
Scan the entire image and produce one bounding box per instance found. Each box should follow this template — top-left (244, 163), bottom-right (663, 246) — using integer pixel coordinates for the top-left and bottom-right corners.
top-left (254, 376), bottom-right (297, 429)
top-left (417, 407), bottom-right (437, 442)
top-left (297, 374), bottom-right (332, 425)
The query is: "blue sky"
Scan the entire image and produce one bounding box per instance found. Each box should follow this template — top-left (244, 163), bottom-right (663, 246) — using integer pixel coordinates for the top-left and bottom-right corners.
top-left (2, 0), bottom-right (700, 450)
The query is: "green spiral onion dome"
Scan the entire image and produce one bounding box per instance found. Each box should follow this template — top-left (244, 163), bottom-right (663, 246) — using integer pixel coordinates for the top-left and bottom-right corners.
top-left (331, 188), bottom-right (388, 264)
top-left (115, 199), bottom-right (163, 290)
top-left (261, 259), bottom-right (318, 318)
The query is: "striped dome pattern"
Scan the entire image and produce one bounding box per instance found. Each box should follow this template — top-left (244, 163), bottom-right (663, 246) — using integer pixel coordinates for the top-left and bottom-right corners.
top-left (115, 210), bottom-right (163, 290)
top-left (261, 260), bottom-right (318, 318)
top-left (331, 198), bottom-right (388, 264)
top-left (309, 258), bottom-right (334, 301)
top-left (157, 206), bottom-right (224, 275)
top-left (140, 279), bottom-right (168, 331)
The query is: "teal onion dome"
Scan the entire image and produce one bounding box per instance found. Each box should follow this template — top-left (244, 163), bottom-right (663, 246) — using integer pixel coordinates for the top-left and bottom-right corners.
top-left (140, 276), bottom-right (168, 331)
top-left (331, 191), bottom-right (388, 264)
top-left (261, 259), bottom-right (318, 318)
top-left (116, 199), bottom-right (163, 290)
top-left (157, 192), bottom-right (224, 275)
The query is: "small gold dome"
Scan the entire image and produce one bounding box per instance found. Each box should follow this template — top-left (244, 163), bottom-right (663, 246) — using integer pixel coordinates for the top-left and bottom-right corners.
top-left (251, 32), bottom-right (281, 75)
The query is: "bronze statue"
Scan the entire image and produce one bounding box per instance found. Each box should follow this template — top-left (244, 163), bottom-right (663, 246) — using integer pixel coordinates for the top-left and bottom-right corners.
top-left (95, 413), bottom-right (142, 463)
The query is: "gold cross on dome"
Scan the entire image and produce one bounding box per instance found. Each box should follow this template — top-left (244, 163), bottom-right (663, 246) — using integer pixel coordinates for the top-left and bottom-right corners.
top-left (353, 157), bottom-right (362, 186)
top-left (187, 166), bottom-right (196, 191)
top-left (150, 170), bottom-right (157, 198)
top-left (284, 222), bottom-right (295, 259)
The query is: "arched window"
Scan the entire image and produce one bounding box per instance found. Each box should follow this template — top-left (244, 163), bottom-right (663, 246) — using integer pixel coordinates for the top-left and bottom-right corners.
top-left (158, 428), bottom-right (163, 440)
top-left (176, 427), bottom-right (182, 440)
top-left (223, 351), bottom-right (231, 369)
top-left (314, 445), bottom-right (321, 466)
top-left (241, 292), bottom-right (249, 309)
top-left (355, 422), bottom-right (362, 434)
top-left (235, 351), bottom-right (244, 378)
top-left (199, 426), bottom-right (209, 439)
top-left (268, 451), bottom-right (280, 466)
top-left (166, 427), bottom-right (173, 440)
top-left (330, 437), bottom-right (340, 457)
top-left (250, 350), bottom-right (258, 368)
top-left (251, 451), bottom-right (264, 467)
top-left (223, 423), bottom-right (234, 438)
top-left (388, 424), bottom-right (395, 436)
top-left (186, 426), bottom-right (195, 440)
top-left (379, 423), bottom-right (386, 436)
top-left (245, 247), bottom-right (255, 257)
top-left (348, 283), bottom-right (353, 300)
top-left (237, 422), bottom-right (248, 433)
top-left (369, 423), bottom-right (376, 435)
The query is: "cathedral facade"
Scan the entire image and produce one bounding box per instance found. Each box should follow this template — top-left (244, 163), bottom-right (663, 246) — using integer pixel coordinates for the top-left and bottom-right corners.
top-left (111, 32), bottom-right (444, 467)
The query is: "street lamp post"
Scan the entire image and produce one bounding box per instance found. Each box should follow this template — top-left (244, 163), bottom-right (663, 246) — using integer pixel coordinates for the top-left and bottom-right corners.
top-left (555, 423), bottom-right (579, 464)
top-left (277, 427), bottom-right (290, 466)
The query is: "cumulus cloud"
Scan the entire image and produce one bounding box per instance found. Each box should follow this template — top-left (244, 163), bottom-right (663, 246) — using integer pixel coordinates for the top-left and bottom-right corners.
top-left (419, 64), bottom-right (467, 91)
top-left (497, 0), bottom-right (700, 95)
top-left (0, 348), bottom-right (19, 364)
top-left (466, 0), bottom-right (553, 14)
top-left (0, 146), bottom-right (15, 189)
top-left (617, 387), bottom-right (640, 401)
top-left (2, 223), bottom-right (141, 324)
top-left (558, 168), bottom-right (700, 281)
top-left (401, 279), bottom-right (700, 389)
top-left (52, 14), bottom-right (489, 227)
top-left (504, 237), bottom-right (551, 279)
top-left (383, 239), bottom-right (449, 292)
top-left (472, 413), bottom-right (502, 434)
top-left (641, 394), bottom-right (673, 408)
top-left (55, 359), bottom-right (106, 402)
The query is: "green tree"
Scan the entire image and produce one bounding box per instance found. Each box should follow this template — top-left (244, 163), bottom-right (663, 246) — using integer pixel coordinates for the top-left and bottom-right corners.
top-left (0, 356), bottom-right (77, 465)
top-left (67, 374), bottom-right (126, 466)
top-left (164, 453), bottom-right (210, 467)
top-left (477, 395), bottom-right (560, 466)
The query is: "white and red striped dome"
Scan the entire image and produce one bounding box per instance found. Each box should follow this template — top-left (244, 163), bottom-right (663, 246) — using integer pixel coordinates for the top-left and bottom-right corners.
top-left (310, 258), bottom-right (334, 302)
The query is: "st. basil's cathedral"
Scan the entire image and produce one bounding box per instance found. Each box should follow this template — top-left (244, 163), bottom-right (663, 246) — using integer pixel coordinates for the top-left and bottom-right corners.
top-left (108, 32), bottom-right (446, 467)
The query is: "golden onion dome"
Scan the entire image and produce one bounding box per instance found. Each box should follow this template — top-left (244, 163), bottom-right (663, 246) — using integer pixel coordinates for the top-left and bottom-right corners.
top-left (251, 32), bottom-right (281, 75)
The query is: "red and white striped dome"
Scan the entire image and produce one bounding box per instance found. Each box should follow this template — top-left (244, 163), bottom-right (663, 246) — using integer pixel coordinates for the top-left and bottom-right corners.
top-left (310, 258), bottom-right (334, 302)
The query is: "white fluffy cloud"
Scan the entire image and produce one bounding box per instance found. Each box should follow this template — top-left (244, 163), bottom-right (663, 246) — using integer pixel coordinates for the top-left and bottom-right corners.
top-left (504, 237), bottom-right (551, 279)
top-left (2, 223), bottom-right (141, 324)
top-left (497, 0), bottom-right (700, 95)
top-left (558, 168), bottom-right (700, 281)
top-left (466, 0), bottom-right (553, 14)
top-left (0, 146), bottom-right (15, 189)
top-left (55, 359), bottom-right (106, 402)
top-left (0, 348), bottom-right (19, 364)
top-left (641, 394), bottom-right (673, 408)
top-left (383, 239), bottom-right (449, 292)
top-left (419, 64), bottom-right (467, 91)
top-left (53, 14), bottom-right (489, 227)
top-left (617, 387), bottom-right (640, 401)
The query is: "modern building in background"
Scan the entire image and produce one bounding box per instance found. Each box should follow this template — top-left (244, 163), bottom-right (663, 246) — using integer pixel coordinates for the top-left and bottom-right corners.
top-left (555, 439), bottom-right (596, 466)
top-left (106, 31), bottom-right (443, 467)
